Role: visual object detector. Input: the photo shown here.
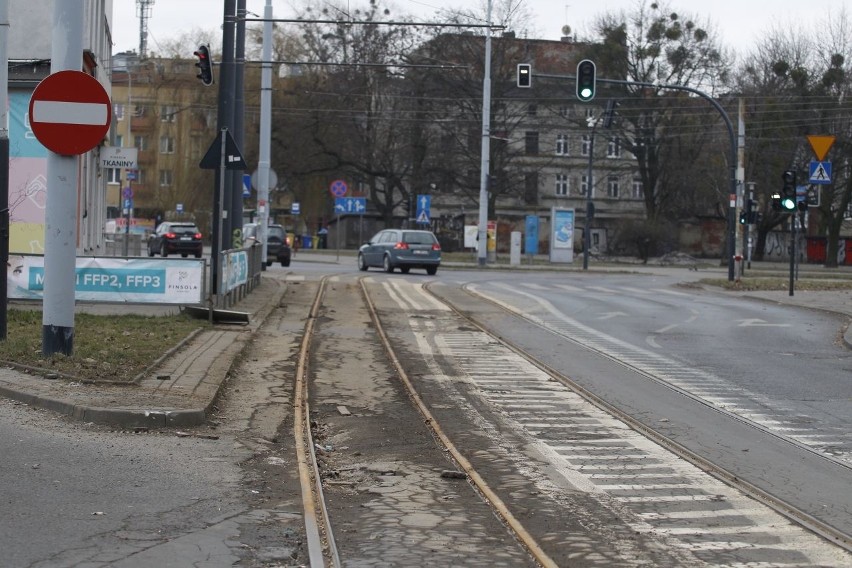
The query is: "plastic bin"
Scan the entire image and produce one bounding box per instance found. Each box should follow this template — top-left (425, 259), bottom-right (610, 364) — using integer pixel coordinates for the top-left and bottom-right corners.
top-left (302, 235), bottom-right (313, 249)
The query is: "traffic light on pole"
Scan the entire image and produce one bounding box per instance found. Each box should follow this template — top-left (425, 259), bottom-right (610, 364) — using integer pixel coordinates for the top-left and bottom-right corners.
top-left (517, 63), bottom-right (531, 88)
top-left (576, 59), bottom-right (596, 102)
top-left (194, 45), bottom-right (214, 86)
top-left (780, 170), bottom-right (797, 212)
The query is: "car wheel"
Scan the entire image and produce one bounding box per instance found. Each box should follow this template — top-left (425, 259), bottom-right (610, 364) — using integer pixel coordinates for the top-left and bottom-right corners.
top-left (181, 253), bottom-right (188, 258)
top-left (195, 251), bottom-right (202, 259)
top-left (161, 243), bottom-right (168, 257)
top-left (383, 255), bottom-right (394, 273)
top-left (265, 260), bottom-right (272, 268)
top-left (357, 253), bottom-right (368, 271)
top-left (400, 267), bottom-right (410, 274)
top-left (281, 260), bottom-right (290, 267)
top-left (426, 266), bottom-right (438, 276)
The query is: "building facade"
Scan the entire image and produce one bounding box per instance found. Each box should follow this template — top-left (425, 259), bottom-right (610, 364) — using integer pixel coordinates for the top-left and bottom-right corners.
top-left (7, 0), bottom-right (113, 255)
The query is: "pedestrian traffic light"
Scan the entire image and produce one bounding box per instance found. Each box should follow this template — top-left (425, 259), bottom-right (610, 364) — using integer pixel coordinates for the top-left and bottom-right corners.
top-left (194, 45), bottom-right (214, 86)
top-left (739, 211), bottom-right (748, 225)
top-left (517, 63), bottom-right (531, 88)
top-left (780, 170), bottom-right (796, 212)
top-left (576, 59), bottom-right (596, 102)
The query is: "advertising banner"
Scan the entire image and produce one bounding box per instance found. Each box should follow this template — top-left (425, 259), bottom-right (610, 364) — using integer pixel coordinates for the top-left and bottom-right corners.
top-left (8, 256), bottom-right (205, 304)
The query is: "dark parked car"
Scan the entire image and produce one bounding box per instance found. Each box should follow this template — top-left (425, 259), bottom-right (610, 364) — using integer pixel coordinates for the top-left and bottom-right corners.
top-left (148, 222), bottom-right (203, 258)
top-left (244, 223), bottom-right (291, 267)
top-left (358, 229), bottom-right (441, 275)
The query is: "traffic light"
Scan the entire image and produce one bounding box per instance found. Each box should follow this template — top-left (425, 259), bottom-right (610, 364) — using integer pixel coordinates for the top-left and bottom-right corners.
top-left (576, 59), bottom-right (596, 102)
top-left (780, 170), bottom-right (796, 212)
top-left (517, 63), bottom-right (531, 88)
top-left (740, 198), bottom-right (757, 224)
top-left (194, 45), bottom-right (214, 86)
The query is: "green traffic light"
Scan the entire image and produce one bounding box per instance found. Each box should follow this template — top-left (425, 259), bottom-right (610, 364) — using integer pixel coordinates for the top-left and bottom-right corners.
top-left (781, 197), bottom-right (796, 211)
top-left (576, 59), bottom-right (596, 102)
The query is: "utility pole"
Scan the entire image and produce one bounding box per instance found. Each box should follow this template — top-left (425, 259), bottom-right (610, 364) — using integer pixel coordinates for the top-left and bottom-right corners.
top-left (256, 0), bottom-right (273, 265)
top-left (42, 3), bottom-right (83, 355)
top-left (211, 0), bottom-right (237, 295)
top-left (0, 0), bottom-right (9, 340)
top-left (477, 0), bottom-right (492, 266)
top-left (230, 0), bottom-right (246, 244)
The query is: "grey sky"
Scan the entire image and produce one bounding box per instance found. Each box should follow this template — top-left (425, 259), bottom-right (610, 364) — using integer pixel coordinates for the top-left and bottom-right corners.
top-left (111, 0), bottom-right (847, 58)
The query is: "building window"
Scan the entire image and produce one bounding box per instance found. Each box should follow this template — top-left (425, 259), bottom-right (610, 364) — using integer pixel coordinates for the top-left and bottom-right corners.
top-left (607, 137), bottom-right (621, 158)
top-left (114, 104), bottom-right (125, 121)
top-left (134, 169), bottom-right (145, 184)
top-left (607, 175), bottom-right (620, 198)
top-left (159, 136), bottom-right (175, 154)
top-left (161, 105), bottom-right (177, 122)
top-left (524, 172), bottom-right (538, 204)
top-left (581, 174), bottom-right (593, 197)
top-left (115, 134), bottom-right (123, 147)
top-left (159, 169), bottom-right (173, 187)
top-left (558, 105), bottom-right (570, 118)
top-left (584, 107), bottom-right (595, 119)
top-left (555, 134), bottom-right (569, 156)
top-left (632, 177), bottom-right (644, 199)
top-left (527, 104), bottom-right (537, 117)
top-left (106, 168), bottom-right (120, 184)
top-left (581, 135), bottom-right (591, 156)
top-left (555, 174), bottom-right (569, 196)
top-left (525, 131), bottom-right (539, 155)
top-left (134, 135), bottom-right (148, 151)
top-left (133, 104), bottom-right (148, 117)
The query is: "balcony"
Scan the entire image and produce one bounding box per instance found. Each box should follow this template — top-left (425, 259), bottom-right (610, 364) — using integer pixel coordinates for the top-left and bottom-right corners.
top-left (130, 114), bottom-right (154, 131)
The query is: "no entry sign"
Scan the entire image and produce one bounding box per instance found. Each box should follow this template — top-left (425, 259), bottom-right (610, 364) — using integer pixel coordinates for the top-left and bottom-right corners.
top-left (28, 70), bottom-right (112, 156)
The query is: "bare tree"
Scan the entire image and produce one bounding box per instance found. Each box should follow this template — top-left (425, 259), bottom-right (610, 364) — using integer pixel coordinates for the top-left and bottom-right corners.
top-left (735, 9), bottom-right (852, 265)
top-left (582, 1), bottom-right (731, 228)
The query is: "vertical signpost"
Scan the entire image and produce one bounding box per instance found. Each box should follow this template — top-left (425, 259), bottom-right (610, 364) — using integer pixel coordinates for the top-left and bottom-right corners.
top-left (28, 14), bottom-right (112, 355)
top-left (329, 179), bottom-right (348, 261)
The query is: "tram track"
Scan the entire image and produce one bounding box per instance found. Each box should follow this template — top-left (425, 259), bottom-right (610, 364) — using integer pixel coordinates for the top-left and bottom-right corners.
top-left (287, 273), bottom-right (851, 566)
top-left (425, 280), bottom-right (852, 555)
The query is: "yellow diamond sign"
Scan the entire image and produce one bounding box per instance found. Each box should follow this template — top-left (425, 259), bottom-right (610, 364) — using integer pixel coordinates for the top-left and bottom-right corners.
top-left (807, 135), bottom-right (835, 161)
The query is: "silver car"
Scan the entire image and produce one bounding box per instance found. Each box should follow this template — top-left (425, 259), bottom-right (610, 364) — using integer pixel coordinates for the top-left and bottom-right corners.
top-left (358, 229), bottom-right (441, 275)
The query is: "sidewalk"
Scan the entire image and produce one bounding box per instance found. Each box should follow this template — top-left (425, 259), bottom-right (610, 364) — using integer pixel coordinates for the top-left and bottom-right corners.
top-left (0, 264), bottom-right (849, 428)
top-left (0, 277), bottom-right (287, 428)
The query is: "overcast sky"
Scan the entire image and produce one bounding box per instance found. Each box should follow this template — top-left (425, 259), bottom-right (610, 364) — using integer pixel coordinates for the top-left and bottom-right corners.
top-left (110, 0), bottom-right (846, 59)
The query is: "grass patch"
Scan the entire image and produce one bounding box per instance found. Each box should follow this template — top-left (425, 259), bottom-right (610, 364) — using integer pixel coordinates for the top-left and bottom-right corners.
top-left (700, 278), bottom-right (852, 292)
top-left (0, 310), bottom-right (209, 383)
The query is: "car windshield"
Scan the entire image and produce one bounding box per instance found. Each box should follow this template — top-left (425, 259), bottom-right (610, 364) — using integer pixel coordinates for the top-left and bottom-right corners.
top-left (403, 232), bottom-right (435, 245)
top-left (267, 226), bottom-right (286, 240)
top-left (171, 225), bottom-right (198, 235)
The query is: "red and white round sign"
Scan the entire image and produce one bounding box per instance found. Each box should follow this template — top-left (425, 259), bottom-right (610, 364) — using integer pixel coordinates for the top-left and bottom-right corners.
top-left (28, 70), bottom-right (112, 156)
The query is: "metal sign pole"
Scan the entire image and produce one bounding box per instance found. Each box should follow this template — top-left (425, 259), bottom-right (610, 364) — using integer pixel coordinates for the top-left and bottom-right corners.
top-left (217, 128), bottom-right (227, 310)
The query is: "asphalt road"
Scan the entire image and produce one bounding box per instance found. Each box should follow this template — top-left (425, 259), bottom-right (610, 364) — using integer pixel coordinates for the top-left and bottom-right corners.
top-left (428, 269), bottom-right (852, 542)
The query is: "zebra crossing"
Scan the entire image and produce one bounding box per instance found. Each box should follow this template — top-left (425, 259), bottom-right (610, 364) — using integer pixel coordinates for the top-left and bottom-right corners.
top-left (468, 281), bottom-right (852, 466)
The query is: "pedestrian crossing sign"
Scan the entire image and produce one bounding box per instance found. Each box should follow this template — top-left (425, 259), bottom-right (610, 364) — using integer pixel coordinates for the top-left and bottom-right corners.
top-left (809, 160), bottom-right (831, 185)
top-left (416, 210), bottom-right (430, 224)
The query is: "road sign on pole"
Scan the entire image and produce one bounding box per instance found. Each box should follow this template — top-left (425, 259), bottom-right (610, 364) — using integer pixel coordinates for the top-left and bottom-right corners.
top-left (330, 179), bottom-right (348, 197)
top-left (28, 70), bottom-right (112, 155)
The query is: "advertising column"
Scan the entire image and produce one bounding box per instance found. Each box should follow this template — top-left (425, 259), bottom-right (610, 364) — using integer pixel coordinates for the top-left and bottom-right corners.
top-left (549, 207), bottom-right (574, 264)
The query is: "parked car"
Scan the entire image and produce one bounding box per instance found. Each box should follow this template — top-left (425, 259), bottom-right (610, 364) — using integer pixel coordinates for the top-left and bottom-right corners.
top-left (147, 222), bottom-right (203, 258)
top-left (358, 229), bottom-right (441, 275)
top-left (243, 222), bottom-right (291, 267)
